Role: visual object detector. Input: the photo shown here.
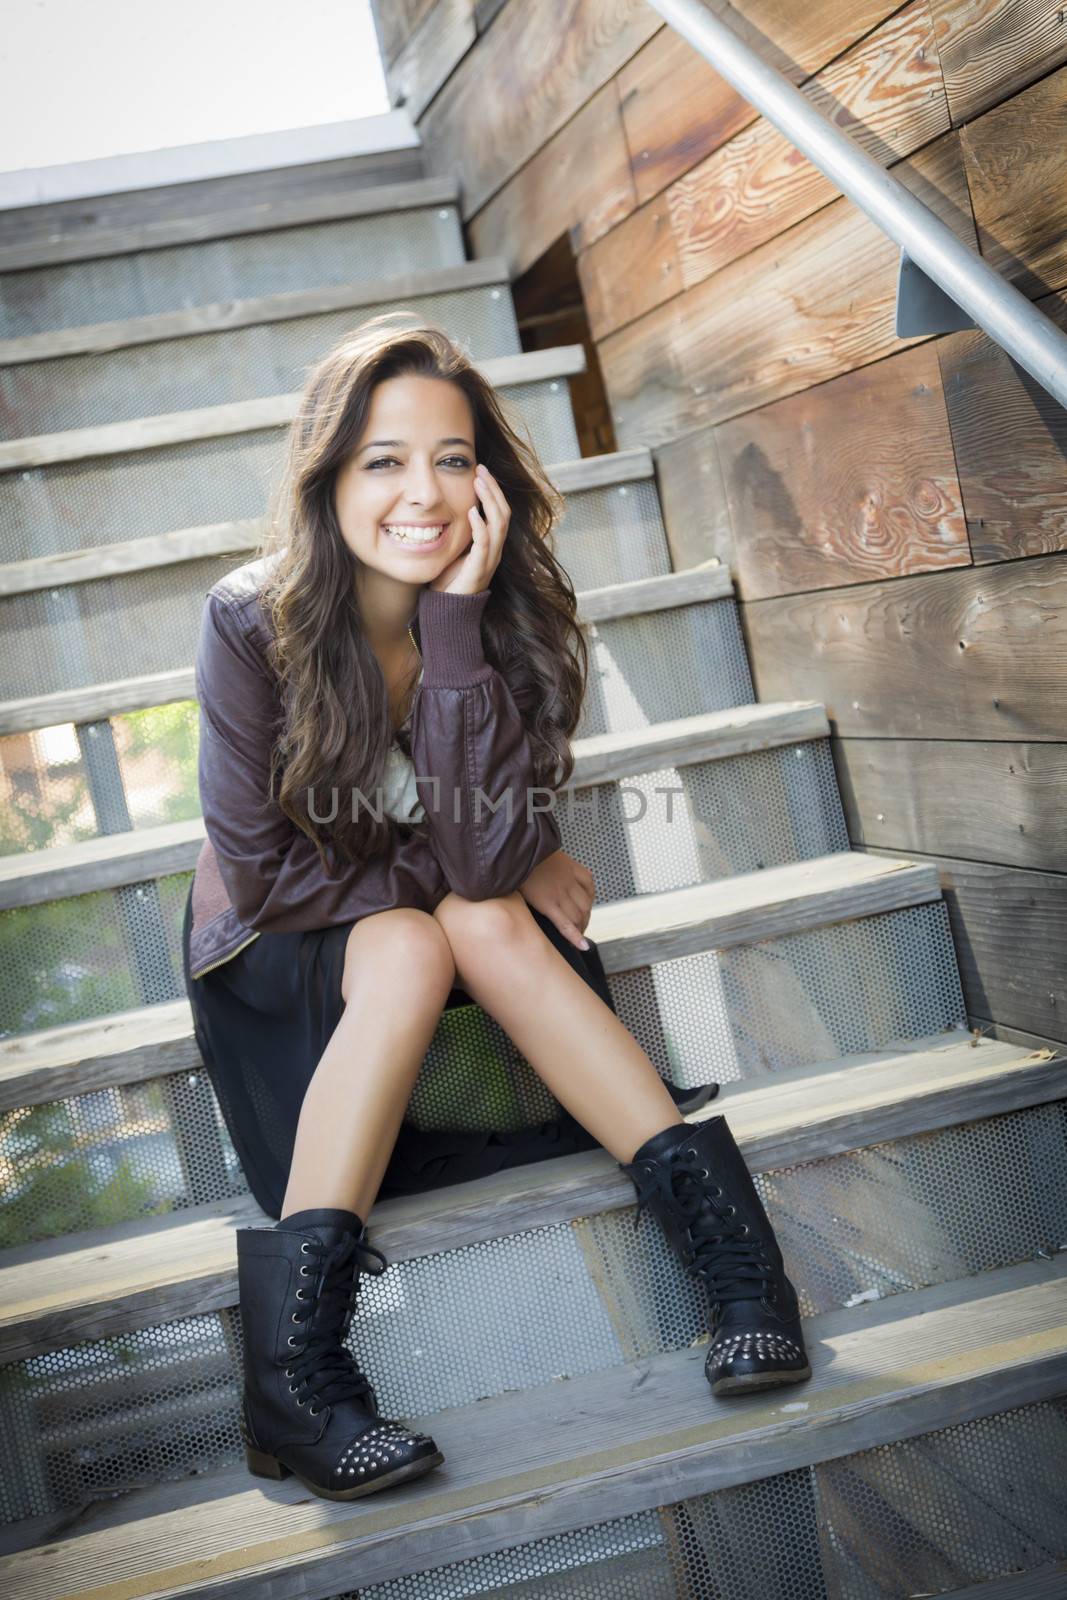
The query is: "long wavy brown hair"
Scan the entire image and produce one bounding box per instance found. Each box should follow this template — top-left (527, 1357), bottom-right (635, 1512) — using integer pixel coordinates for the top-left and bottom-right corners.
top-left (252, 311), bottom-right (589, 875)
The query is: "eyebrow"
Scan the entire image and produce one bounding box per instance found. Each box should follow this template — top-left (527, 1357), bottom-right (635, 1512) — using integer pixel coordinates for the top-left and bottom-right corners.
top-left (358, 437), bottom-right (473, 451)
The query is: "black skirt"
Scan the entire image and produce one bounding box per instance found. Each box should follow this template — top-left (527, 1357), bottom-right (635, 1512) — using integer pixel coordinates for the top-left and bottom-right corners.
top-left (180, 885), bottom-right (626, 1221)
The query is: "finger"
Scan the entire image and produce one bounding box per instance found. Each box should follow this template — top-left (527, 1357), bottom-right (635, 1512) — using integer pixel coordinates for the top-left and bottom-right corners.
top-left (557, 919), bottom-right (589, 951)
top-left (475, 471), bottom-right (509, 540)
top-left (564, 889), bottom-right (590, 928)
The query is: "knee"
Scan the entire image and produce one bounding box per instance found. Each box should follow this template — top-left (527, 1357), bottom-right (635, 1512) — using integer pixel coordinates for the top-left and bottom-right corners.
top-left (433, 891), bottom-right (537, 970)
top-left (341, 908), bottom-right (456, 1005)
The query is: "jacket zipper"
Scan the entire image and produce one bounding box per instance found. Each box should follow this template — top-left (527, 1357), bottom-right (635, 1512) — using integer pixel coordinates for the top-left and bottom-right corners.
top-left (190, 929), bottom-right (262, 981)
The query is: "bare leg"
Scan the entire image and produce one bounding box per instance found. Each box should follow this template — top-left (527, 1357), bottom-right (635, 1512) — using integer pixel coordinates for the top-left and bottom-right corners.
top-left (279, 909), bottom-right (456, 1221)
top-left (432, 891), bottom-right (685, 1165)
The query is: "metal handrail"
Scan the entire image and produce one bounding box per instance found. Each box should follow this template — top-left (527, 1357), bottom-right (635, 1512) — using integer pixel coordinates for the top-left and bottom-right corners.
top-left (646, 0), bottom-right (1067, 410)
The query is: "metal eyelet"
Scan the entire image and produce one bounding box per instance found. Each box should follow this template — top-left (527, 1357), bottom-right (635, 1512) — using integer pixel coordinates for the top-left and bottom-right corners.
top-left (287, 1335), bottom-right (297, 1346)
top-left (297, 1398), bottom-right (307, 1407)
top-left (725, 1204), bottom-right (736, 1216)
top-left (291, 1312), bottom-right (300, 1322)
top-left (285, 1368), bottom-right (294, 1378)
top-left (299, 1264), bottom-right (310, 1275)
top-left (295, 1289), bottom-right (307, 1300)
top-left (288, 1383), bottom-right (298, 1394)
top-left (739, 1224), bottom-right (750, 1236)
top-left (309, 1405), bottom-right (321, 1417)
top-left (699, 1166), bottom-right (710, 1178)
top-left (300, 1242), bottom-right (311, 1253)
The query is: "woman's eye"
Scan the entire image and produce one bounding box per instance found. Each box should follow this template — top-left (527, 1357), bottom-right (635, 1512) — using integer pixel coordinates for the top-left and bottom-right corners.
top-left (366, 456), bottom-right (471, 470)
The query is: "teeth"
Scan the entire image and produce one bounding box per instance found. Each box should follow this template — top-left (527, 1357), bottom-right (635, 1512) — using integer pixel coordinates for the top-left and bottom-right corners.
top-left (383, 524), bottom-right (445, 544)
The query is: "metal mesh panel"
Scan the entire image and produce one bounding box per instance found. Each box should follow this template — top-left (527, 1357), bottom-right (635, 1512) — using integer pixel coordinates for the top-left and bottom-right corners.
top-left (557, 742), bottom-right (849, 902)
top-left (1, 380), bottom-right (579, 564)
top-left (0, 207), bottom-right (467, 337)
top-left (1, 286), bottom-right (521, 437)
top-left (1, 431), bottom-right (284, 564)
top-left (576, 602), bottom-right (754, 738)
top-left (548, 477), bottom-right (672, 591)
top-left (577, 1103), bottom-right (1067, 1356)
top-left (498, 378), bottom-right (580, 463)
top-left (352, 1400), bottom-right (1067, 1599)
top-left (0, 555), bottom-right (248, 699)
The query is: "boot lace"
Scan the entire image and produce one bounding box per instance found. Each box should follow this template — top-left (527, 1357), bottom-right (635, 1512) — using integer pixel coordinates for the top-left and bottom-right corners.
top-left (631, 1151), bottom-right (774, 1306)
top-left (285, 1232), bottom-right (387, 1413)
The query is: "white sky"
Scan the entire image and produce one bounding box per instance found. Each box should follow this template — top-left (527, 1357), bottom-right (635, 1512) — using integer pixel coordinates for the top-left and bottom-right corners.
top-left (0, 0), bottom-right (391, 173)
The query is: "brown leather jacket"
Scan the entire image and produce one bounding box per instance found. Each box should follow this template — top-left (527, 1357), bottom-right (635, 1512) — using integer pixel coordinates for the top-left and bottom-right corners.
top-left (186, 555), bottom-right (563, 981)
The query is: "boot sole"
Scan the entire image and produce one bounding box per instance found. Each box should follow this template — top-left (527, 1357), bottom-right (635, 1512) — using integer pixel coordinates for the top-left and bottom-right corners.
top-left (711, 1363), bottom-right (812, 1397)
top-left (245, 1443), bottom-right (445, 1499)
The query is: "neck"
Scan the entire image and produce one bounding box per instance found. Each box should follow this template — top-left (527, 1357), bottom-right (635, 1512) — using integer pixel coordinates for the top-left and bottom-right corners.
top-left (355, 567), bottom-right (421, 650)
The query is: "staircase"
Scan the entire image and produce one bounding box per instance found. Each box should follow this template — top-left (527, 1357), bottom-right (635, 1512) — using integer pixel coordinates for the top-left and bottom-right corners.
top-left (1, 144), bottom-right (1066, 1600)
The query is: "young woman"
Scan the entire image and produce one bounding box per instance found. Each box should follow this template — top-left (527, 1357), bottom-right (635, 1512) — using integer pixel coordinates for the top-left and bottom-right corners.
top-left (181, 314), bottom-right (810, 1505)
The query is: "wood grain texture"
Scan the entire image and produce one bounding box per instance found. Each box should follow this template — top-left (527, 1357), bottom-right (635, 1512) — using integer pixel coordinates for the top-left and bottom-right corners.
top-left (2, 1260), bottom-right (1064, 1598)
top-left (716, 340), bottom-right (970, 600)
top-left (0, 669), bottom-right (197, 738)
top-left (600, 132), bottom-right (975, 445)
top-left (577, 194), bottom-right (683, 342)
top-left (861, 843), bottom-right (1067, 1041)
top-left (369, 0), bottom-right (438, 66)
top-left (653, 426), bottom-right (737, 573)
top-left (835, 737), bottom-right (1067, 872)
top-left (930, 0), bottom-right (1067, 124)
top-left (467, 82), bottom-right (638, 278)
top-left (960, 62), bottom-right (1067, 296)
top-left (0, 259), bottom-right (510, 367)
top-left (418, 0), bottom-right (661, 220)
top-left (744, 550), bottom-right (1067, 740)
top-left (617, 0), bottom-right (907, 202)
top-left (938, 287), bottom-right (1067, 564)
top-left (0, 149), bottom-right (427, 255)
top-left (385, 0), bottom-right (477, 124)
top-left (0, 519), bottom-right (263, 596)
top-left (617, 24), bottom-right (760, 205)
top-left (0, 176), bottom-right (458, 275)
top-left (668, 1), bottom-right (950, 297)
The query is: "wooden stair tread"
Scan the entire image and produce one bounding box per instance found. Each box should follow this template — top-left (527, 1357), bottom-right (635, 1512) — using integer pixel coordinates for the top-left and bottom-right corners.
top-left (2, 1258), bottom-right (1065, 1598)
top-left (0, 173), bottom-right (460, 275)
top-left (0, 346), bottom-right (588, 470)
top-left (0, 257), bottom-right (514, 366)
top-left (1, 1033), bottom-right (1060, 1362)
top-left (0, 447), bottom-right (658, 604)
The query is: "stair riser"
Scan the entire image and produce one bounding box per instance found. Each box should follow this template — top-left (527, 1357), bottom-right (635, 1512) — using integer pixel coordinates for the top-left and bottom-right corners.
top-left (2, 1102), bottom-right (1063, 1525)
top-left (0, 379), bottom-right (580, 566)
top-left (3, 734), bottom-right (845, 913)
top-left (0, 285), bottom-right (523, 438)
top-left (1, 845), bottom-right (960, 1053)
top-left (0, 207), bottom-right (467, 339)
top-left (333, 1399), bottom-right (1067, 1599)
top-left (578, 601), bottom-right (754, 736)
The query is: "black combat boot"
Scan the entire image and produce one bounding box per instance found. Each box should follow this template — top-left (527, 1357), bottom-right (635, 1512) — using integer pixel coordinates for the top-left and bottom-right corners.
top-left (237, 1206), bottom-right (444, 1498)
top-left (619, 1118), bottom-right (811, 1396)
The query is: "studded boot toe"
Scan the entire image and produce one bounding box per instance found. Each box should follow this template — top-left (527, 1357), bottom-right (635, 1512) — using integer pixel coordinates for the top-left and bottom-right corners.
top-left (620, 1117), bottom-right (812, 1397)
top-left (237, 1206), bottom-right (444, 1499)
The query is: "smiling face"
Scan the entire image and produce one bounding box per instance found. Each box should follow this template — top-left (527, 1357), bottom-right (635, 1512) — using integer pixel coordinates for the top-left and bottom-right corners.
top-left (335, 374), bottom-right (478, 610)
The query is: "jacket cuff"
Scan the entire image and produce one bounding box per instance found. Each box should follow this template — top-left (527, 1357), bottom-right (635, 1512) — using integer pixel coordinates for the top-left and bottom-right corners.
top-left (416, 587), bottom-right (493, 686)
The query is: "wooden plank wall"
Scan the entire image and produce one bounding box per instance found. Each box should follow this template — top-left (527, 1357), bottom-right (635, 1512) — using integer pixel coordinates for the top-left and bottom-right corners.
top-left (369, 0), bottom-right (1067, 1046)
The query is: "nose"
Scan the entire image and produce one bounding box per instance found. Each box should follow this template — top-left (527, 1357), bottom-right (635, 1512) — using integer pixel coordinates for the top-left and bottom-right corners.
top-left (397, 455), bottom-right (446, 509)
